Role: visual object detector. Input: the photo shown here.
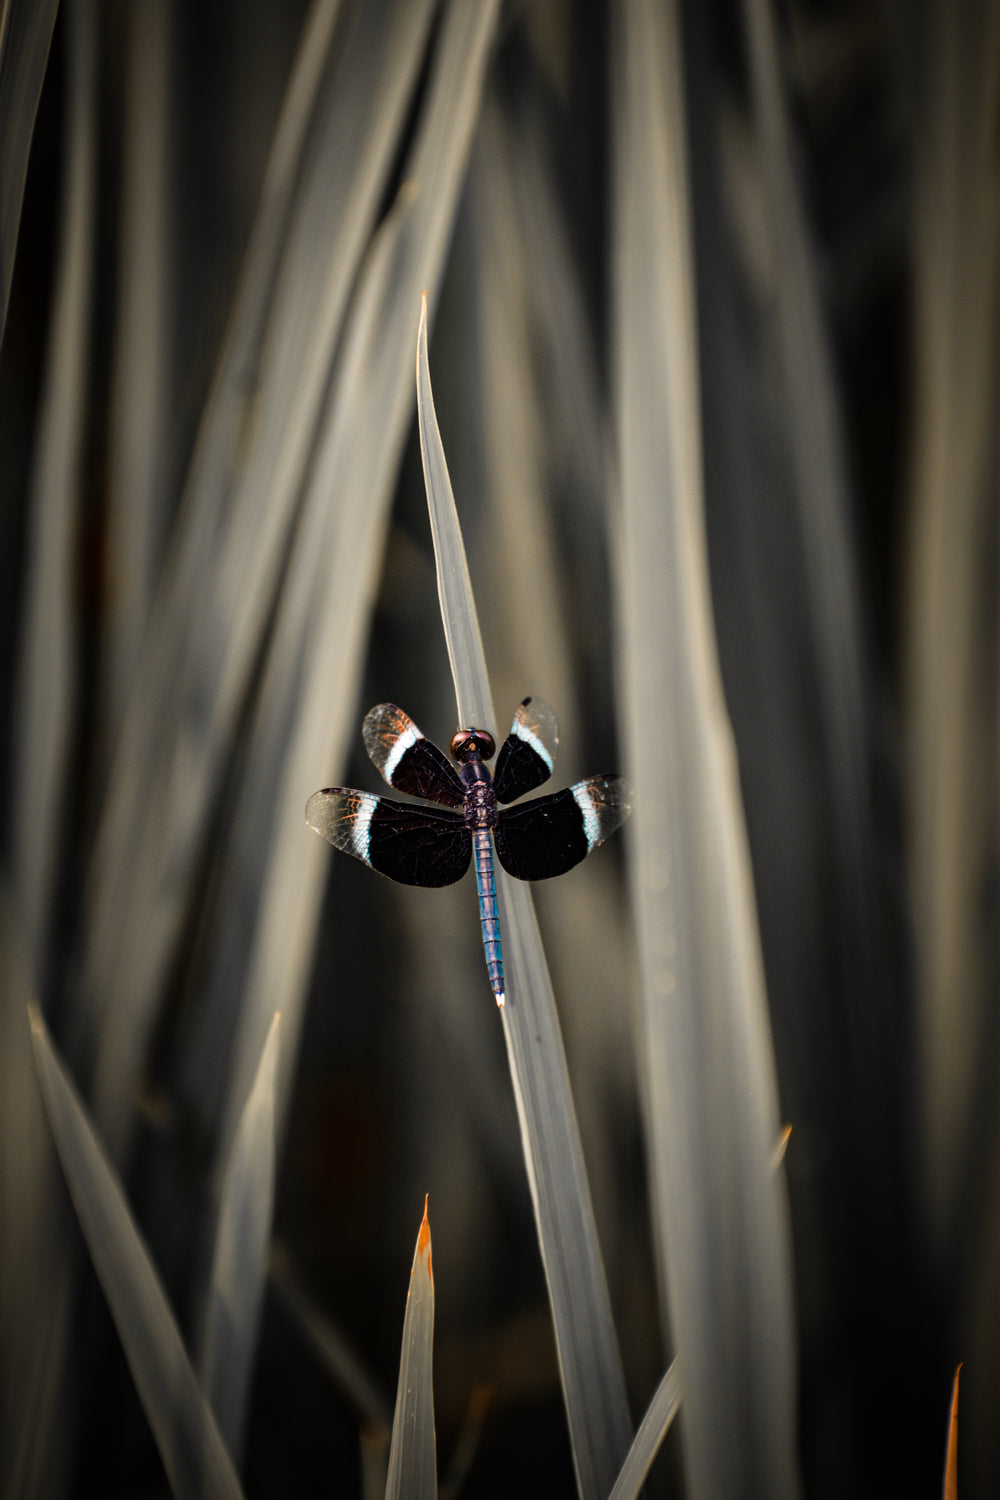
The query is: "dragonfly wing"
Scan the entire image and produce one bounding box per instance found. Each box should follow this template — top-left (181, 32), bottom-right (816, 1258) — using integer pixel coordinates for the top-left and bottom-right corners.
top-left (493, 697), bottom-right (559, 804)
top-left (306, 789), bottom-right (471, 886)
top-left (493, 774), bottom-right (632, 881)
top-left (362, 704), bottom-right (465, 807)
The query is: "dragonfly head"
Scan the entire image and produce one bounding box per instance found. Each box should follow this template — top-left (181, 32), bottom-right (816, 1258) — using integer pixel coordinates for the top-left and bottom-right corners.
top-left (450, 727), bottom-right (496, 764)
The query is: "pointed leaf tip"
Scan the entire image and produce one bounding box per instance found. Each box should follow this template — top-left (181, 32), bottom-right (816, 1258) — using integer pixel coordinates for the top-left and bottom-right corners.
top-left (418, 1196), bottom-right (432, 1275)
top-left (944, 1362), bottom-right (962, 1500)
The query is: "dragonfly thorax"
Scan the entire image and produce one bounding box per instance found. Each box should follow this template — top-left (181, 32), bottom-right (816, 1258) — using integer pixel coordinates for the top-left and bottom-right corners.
top-left (461, 758), bottom-right (498, 829)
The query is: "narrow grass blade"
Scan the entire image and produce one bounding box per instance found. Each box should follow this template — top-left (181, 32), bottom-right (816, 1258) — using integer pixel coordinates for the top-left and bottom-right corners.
top-left (612, 4), bottom-right (799, 1499)
top-left (385, 1198), bottom-right (436, 1500)
top-left (607, 1359), bottom-right (681, 1500)
top-left (12, 0), bottom-right (95, 966)
top-left (943, 1363), bottom-right (961, 1500)
top-left (198, 1012), bottom-right (280, 1463)
top-left (103, 0), bottom-right (172, 732)
top-left (0, 0), bottom-right (60, 340)
top-left (417, 291), bottom-right (493, 733)
top-left (0, 889), bottom-right (72, 1499)
top-left (905, 0), bottom-right (1000, 1254)
top-left (29, 1007), bottom-right (245, 1500)
top-left (417, 298), bottom-right (633, 1498)
top-left (269, 1245), bottom-right (392, 1433)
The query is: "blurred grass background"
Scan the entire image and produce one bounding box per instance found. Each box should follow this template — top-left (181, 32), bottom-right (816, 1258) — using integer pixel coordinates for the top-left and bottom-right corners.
top-left (1, 1), bottom-right (996, 1497)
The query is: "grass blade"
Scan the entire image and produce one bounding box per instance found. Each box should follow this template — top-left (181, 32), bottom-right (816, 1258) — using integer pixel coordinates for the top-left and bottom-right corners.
top-left (29, 1006), bottom-right (245, 1500)
top-left (385, 1198), bottom-right (437, 1500)
top-left (612, 4), bottom-right (799, 1497)
top-left (417, 296), bottom-right (633, 1498)
top-left (103, 0), bottom-right (172, 731)
top-left (12, 0), bottom-right (95, 964)
top-left (0, 891), bottom-right (72, 1499)
top-left (198, 1012), bottom-right (280, 1462)
top-left (943, 1363), bottom-right (961, 1500)
top-left (607, 1359), bottom-right (681, 1500)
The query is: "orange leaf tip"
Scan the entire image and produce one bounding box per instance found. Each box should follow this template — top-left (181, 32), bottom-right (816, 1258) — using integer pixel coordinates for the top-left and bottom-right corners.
top-left (418, 1196), bottom-right (431, 1263)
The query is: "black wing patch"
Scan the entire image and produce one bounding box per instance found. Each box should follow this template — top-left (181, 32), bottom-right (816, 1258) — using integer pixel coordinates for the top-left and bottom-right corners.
top-left (493, 774), bottom-right (632, 881)
top-left (306, 789), bottom-right (470, 887)
top-left (362, 703), bottom-right (464, 807)
top-left (493, 697), bottom-right (559, 805)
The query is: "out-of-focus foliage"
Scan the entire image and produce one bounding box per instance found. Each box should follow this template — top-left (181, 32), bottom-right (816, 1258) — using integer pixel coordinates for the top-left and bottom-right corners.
top-left (0, 0), bottom-right (995, 1496)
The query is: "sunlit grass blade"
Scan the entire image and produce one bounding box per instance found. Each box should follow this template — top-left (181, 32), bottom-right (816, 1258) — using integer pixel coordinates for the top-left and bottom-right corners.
top-left (212, 0), bottom-right (499, 1171)
top-left (385, 1198), bottom-right (436, 1500)
top-left (607, 1358), bottom-right (681, 1500)
top-left (0, 0), bottom-right (60, 339)
top-left (198, 1012), bottom-right (280, 1462)
top-left (417, 297), bottom-right (633, 1498)
top-left (612, 4), bottom-right (799, 1499)
top-left (29, 1007), bottom-right (245, 1500)
top-left (12, 0), bottom-right (95, 967)
top-left (417, 290), bottom-right (494, 733)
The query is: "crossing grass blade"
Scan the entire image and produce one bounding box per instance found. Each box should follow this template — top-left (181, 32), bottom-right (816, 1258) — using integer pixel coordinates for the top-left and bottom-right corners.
top-left (385, 1198), bottom-right (437, 1500)
top-left (612, 3), bottom-right (799, 1497)
top-left (417, 296), bottom-right (633, 1499)
top-left (198, 1012), bottom-right (280, 1463)
top-left (607, 1359), bottom-right (682, 1500)
top-left (0, 890), bottom-right (72, 1499)
top-left (29, 1006), bottom-right (246, 1500)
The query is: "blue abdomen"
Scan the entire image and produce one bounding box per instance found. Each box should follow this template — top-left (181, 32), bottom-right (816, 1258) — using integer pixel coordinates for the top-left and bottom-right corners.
top-left (472, 828), bottom-right (504, 1004)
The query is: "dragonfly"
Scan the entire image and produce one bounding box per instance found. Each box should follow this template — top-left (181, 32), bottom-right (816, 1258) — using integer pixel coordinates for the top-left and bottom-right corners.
top-left (306, 698), bottom-right (632, 1005)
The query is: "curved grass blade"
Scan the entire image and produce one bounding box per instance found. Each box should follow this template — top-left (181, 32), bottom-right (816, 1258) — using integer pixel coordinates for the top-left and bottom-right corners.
top-left (612, 4), bottom-right (799, 1499)
top-left (198, 1012), bottom-right (280, 1463)
top-left (29, 1007), bottom-right (245, 1500)
top-left (416, 298), bottom-right (632, 1499)
top-left (607, 1359), bottom-right (681, 1500)
top-left (0, 0), bottom-right (60, 341)
top-left (385, 1198), bottom-right (436, 1500)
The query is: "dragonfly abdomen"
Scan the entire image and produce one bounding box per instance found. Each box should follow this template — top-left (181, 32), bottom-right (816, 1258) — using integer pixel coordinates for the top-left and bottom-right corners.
top-left (472, 828), bottom-right (504, 1005)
